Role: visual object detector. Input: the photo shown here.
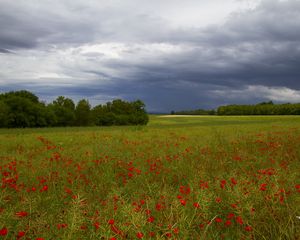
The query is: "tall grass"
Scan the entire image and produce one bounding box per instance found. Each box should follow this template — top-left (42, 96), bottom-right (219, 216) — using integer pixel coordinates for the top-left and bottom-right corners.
top-left (0, 116), bottom-right (299, 239)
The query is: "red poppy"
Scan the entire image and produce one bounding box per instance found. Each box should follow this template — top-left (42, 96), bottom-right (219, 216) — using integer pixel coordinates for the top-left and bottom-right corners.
top-left (108, 219), bottom-right (115, 225)
top-left (165, 232), bottom-right (172, 238)
top-left (15, 211), bottom-right (28, 218)
top-left (40, 185), bottom-right (48, 192)
top-left (220, 180), bottom-right (227, 189)
top-left (260, 183), bottom-right (267, 191)
top-left (94, 222), bottom-right (100, 230)
top-left (180, 199), bottom-right (186, 206)
top-left (245, 225), bottom-right (253, 232)
top-left (136, 232), bottom-right (144, 238)
top-left (231, 178), bottom-right (237, 185)
top-left (225, 220), bottom-right (232, 227)
top-left (193, 202), bottom-right (200, 208)
top-left (17, 231), bottom-right (25, 239)
top-left (236, 216), bottom-right (243, 225)
top-left (0, 227), bottom-right (8, 236)
top-left (147, 216), bottom-right (155, 223)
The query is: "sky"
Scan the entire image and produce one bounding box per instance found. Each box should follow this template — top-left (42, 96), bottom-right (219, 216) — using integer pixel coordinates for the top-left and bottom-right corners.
top-left (1, 0), bottom-right (300, 112)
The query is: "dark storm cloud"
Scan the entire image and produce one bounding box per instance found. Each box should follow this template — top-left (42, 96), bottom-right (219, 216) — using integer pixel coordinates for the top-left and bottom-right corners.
top-left (0, 0), bottom-right (171, 50)
top-left (1, 0), bottom-right (300, 112)
top-left (0, 48), bottom-right (12, 53)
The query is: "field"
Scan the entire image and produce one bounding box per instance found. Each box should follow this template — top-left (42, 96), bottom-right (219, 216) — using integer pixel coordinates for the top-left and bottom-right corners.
top-left (0, 115), bottom-right (299, 239)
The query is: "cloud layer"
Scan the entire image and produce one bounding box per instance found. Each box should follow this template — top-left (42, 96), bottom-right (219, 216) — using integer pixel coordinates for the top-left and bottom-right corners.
top-left (0, 0), bottom-right (300, 112)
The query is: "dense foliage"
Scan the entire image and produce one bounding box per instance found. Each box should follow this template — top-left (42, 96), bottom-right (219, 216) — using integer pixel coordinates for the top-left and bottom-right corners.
top-left (217, 101), bottom-right (300, 115)
top-left (171, 102), bottom-right (300, 116)
top-left (171, 109), bottom-right (216, 115)
top-left (0, 90), bottom-right (148, 128)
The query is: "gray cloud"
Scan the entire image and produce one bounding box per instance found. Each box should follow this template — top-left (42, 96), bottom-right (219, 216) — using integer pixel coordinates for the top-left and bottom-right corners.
top-left (0, 0), bottom-right (300, 112)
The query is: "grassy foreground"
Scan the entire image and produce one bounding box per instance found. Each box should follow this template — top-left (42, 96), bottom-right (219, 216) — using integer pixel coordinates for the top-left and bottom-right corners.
top-left (0, 115), bottom-right (299, 239)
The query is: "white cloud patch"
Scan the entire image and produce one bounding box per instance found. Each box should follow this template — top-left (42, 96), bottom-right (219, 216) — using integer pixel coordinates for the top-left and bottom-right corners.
top-left (212, 85), bottom-right (300, 103)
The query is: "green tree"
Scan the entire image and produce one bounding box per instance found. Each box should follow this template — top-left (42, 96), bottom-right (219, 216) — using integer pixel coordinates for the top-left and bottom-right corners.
top-left (75, 99), bottom-right (91, 126)
top-left (50, 96), bottom-right (76, 126)
top-left (0, 100), bottom-right (9, 127)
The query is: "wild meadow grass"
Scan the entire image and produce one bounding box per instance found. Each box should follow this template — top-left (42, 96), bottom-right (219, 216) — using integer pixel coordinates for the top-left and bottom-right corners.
top-left (0, 115), bottom-right (299, 239)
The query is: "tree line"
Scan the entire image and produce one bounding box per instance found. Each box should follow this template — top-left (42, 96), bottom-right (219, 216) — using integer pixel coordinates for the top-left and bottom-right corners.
top-left (171, 101), bottom-right (300, 116)
top-left (0, 90), bottom-right (148, 128)
top-left (171, 109), bottom-right (216, 115)
top-left (217, 101), bottom-right (300, 115)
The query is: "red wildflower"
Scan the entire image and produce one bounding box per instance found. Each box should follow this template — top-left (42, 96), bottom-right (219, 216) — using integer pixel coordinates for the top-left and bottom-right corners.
top-left (136, 232), bottom-right (144, 238)
top-left (36, 238), bottom-right (45, 240)
top-left (225, 220), bottom-right (232, 227)
top-left (193, 202), bottom-right (200, 208)
top-left (231, 203), bottom-right (238, 209)
top-left (180, 199), bottom-right (187, 206)
top-left (149, 232), bottom-right (155, 237)
top-left (220, 180), bottom-right (227, 189)
top-left (145, 209), bottom-right (151, 215)
top-left (40, 185), bottom-right (48, 192)
top-left (94, 222), bottom-right (100, 230)
top-left (231, 178), bottom-right (237, 185)
top-left (245, 225), bottom-right (253, 232)
top-left (216, 197), bottom-right (222, 203)
top-left (236, 216), bottom-right (243, 225)
top-left (80, 225), bottom-right (87, 230)
top-left (155, 203), bottom-right (163, 211)
top-left (0, 227), bottom-right (8, 236)
top-left (260, 183), bottom-right (267, 191)
top-left (108, 219), bottom-right (115, 225)
top-left (147, 216), bottom-right (155, 223)
top-left (295, 184), bottom-right (300, 193)
top-left (15, 211), bottom-right (28, 218)
top-left (173, 228), bottom-right (179, 234)
top-left (199, 181), bottom-right (209, 189)
top-left (17, 231), bottom-right (25, 238)
top-left (165, 232), bottom-right (172, 238)
top-left (215, 218), bottom-right (222, 223)
top-left (227, 213), bottom-right (235, 219)
top-left (177, 195), bottom-right (182, 199)
top-left (57, 223), bottom-right (68, 230)
top-left (179, 185), bottom-right (191, 195)
top-left (233, 155), bottom-right (242, 161)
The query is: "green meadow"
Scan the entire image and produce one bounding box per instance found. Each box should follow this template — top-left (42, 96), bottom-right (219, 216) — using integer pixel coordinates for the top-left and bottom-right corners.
top-left (0, 115), bottom-right (299, 239)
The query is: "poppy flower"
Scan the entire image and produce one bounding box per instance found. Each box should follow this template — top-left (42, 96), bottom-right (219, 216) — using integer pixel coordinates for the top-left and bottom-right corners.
top-left (136, 232), bottom-right (144, 238)
top-left (260, 183), bottom-right (267, 191)
top-left (108, 219), bottom-right (115, 225)
top-left (0, 227), bottom-right (8, 236)
top-left (245, 225), bottom-right (253, 232)
top-left (193, 202), bottom-right (200, 208)
top-left (236, 216), bottom-right (243, 225)
top-left (15, 211), bottom-right (28, 218)
top-left (17, 231), bottom-right (25, 239)
top-left (147, 216), bottom-right (155, 223)
top-left (225, 220), bottom-right (232, 227)
top-left (180, 199), bottom-right (186, 206)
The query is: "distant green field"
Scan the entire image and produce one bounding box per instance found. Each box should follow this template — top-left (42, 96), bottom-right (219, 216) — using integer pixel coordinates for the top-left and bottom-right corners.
top-left (0, 116), bottom-right (299, 239)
